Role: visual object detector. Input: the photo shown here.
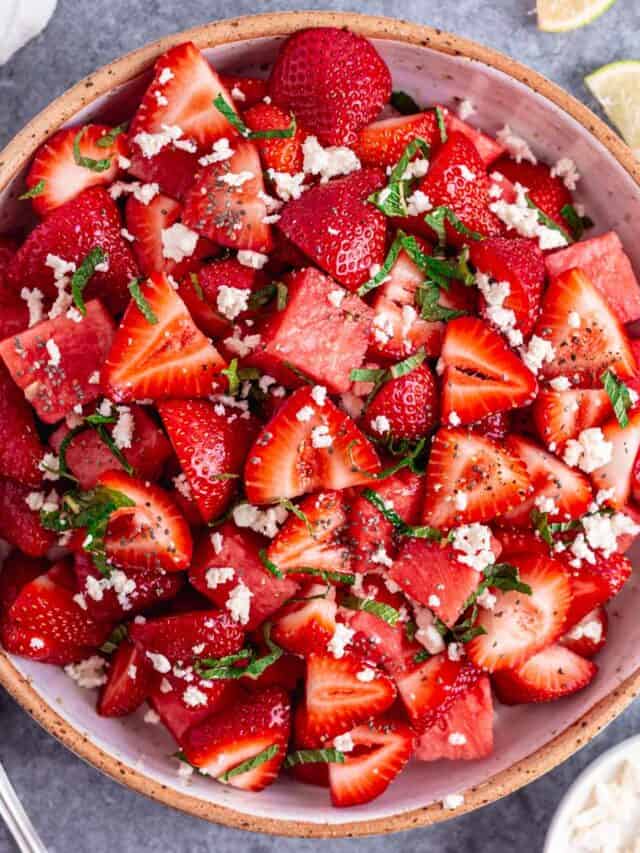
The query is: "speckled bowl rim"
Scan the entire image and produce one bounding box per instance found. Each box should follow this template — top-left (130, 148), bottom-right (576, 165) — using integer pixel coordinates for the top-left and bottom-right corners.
top-left (1, 9), bottom-right (640, 838)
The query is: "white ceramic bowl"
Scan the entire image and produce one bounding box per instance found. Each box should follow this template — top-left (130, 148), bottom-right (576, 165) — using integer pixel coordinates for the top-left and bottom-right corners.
top-left (544, 734), bottom-right (640, 852)
top-left (1, 10), bottom-right (640, 838)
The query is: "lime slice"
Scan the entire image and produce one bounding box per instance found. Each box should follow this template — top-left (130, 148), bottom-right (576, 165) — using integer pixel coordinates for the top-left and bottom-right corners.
top-left (585, 61), bottom-right (640, 158)
top-left (537, 0), bottom-right (617, 32)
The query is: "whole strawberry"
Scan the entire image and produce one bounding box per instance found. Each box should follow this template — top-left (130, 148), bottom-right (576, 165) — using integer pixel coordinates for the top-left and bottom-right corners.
top-left (269, 27), bottom-right (392, 146)
top-left (363, 363), bottom-right (439, 440)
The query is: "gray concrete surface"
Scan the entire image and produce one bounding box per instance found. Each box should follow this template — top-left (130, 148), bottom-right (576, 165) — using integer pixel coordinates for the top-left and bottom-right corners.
top-left (1, 0), bottom-right (640, 850)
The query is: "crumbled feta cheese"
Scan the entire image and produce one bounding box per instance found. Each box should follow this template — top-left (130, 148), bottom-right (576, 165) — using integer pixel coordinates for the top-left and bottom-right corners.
top-left (112, 405), bottom-right (135, 449)
top-left (118, 155), bottom-right (132, 170)
top-left (158, 67), bottom-right (174, 85)
top-left (25, 491), bottom-right (45, 511)
top-left (568, 311), bottom-right (581, 329)
top-left (134, 124), bottom-right (185, 158)
top-left (406, 190), bottom-right (432, 216)
top-left (333, 732), bottom-right (355, 753)
top-left (226, 581), bottom-right (253, 625)
top-left (232, 502), bottom-right (288, 538)
top-left (401, 158), bottom-right (429, 181)
top-left (563, 428), bottom-right (613, 473)
top-left (551, 157), bottom-right (580, 191)
top-left (327, 623), bottom-right (355, 659)
top-left (46, 253), bottom-right (76, 280)
top-left (296, 405), bottom-right (315, 422)
top-left (311, 385), bottom-right (327, 406)
top-left (490, 183), bottom-right (568, 251)
top-left (328, 289), bottom-right (345, 308)
top-left (311, 424), bottom-right (333, 448)
top-left (570, 532), bottom-right (596, 567)
top-left (448, 411), bottom-right (461, 427)
top-left (451, 523), bottom-right (496, 572)
top-left (583, 512), bottom-right (640, 558)
top-left (29, 637), bottom-right (45, 651)
top-left (144, 709), bottom-right (161, 725)
top-left (549, 375), bottom-right (571, 391)
top-left (237, 250), bottom-right (269, 269)
top-left (370, 415), bottom-right (391, 434)
top-left (216, 285), bottom-right (250, 321)
top-left (302, 135), bottom-right (361, 183)
top-left (457, 99), bottom-right (475, 120)
top-left (210, 532), bottom-right (224, 554)
top-left (534, 494), bottom-right (558, 515)
top-left (267, 169), bottom-right (307, 201)
top-left (146, 652), bottom-right (172, 674)
top-left (428, 594), bottom-right (441, 608)
top-left (183, 686), bottom-right (208, 707)
top-left (496, 125), bottom-right (537, 164)
top-left (567, 614), bottom-right (603, 645)
top-left (413, 605), bottom-right (446, 654)
top-left (521, 334), bottom-right (556, 375)
top-left (476, 588), bottom-right (497, 610)
top-left (356, 667), bottom-right (376, 683)
top-left (448, 732), bottom-right (467, 746)
top-left (128, 665), bottom-right (137, 680)
top-left (20, 287), bottom-right (44, 327)
top-left (231, 85), bottom-right (246, 102)
top-left (45, 338), bottom-right (61, 367)
top-left (475, 272), bottom-right (523, 347)
top-left (198, 137), bottom-right (234, 166)
top-left (219, 170), bottom-right (254, 188)
top-left (39, 452), bottom-right (60, 481)
top-left (120, 227), bottom-right (136, 242)
top-left (454, 491), bottom-right (468, 511)
top-left (161, 222), bottom-right (199, 262)
top-left (65, 656), bottom-right (108, 689)
top-left (173, 473), bottom-right (192, 500)
top-left (370, 544), bottom-right (393, 568)
top-left (205, 567), bottom-right (235, 589)
top-left (223, 328), bottom-right (262, 357)
top-left (88, 371), bottom-right (100, 385)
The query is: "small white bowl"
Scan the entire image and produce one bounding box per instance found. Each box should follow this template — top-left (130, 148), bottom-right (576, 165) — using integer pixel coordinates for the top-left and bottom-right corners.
top-left (544, 734), bottom-right (640, 852)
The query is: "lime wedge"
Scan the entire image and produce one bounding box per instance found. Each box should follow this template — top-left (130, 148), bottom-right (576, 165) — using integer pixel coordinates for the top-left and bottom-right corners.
top-left (537, 0), bottom-right (617, 32)
top-left (585, 61), bottom-right (640, 158)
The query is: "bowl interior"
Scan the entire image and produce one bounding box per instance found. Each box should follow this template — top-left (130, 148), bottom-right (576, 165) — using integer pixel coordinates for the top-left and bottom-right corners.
top-left (3, 30), bottom-right (640, 830)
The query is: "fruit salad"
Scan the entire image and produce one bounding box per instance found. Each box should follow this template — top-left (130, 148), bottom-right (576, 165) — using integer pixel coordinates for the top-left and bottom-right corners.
top-left (1, 26), bottom-right (640, 810)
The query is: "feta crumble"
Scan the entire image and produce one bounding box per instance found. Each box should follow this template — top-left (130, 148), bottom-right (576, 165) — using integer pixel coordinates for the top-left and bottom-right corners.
top-left (205, 567), bottom-right (235, 589)
top-left (550, 157), bottom-right (580, 191)
top-left (237, 250), bottom-right (269, 269)
top-left (65, 656), bottom-right (108, 689)
top-left (496, 125), bottom-right (537, 164)
top-left (327, 623), bottom-right (355, 659)
top-left (490, 183), bottom-right (568, 251)
top-left (451, 524), bottom-right (496, 572)
top-left (161, 223), bottom-right (199, 263)
top-left (563, 428), bottom-right (613, 474)
top-left (311, 424), bottom-right (333, 448)
top-left (226, 581), bottom-right (253, 625)
top-left (333, 732), bottom-right (355, 753)
top-left (302, 135), bottom-right (361, 183)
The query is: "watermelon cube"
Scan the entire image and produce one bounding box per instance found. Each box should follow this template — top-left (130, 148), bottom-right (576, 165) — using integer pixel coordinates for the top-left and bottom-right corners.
top-left (545, 231), bottom-right (640, 324)
top-left (0, 299), bottom-right (115, 423)
top-left (246, 268), bottom-right (373, 394)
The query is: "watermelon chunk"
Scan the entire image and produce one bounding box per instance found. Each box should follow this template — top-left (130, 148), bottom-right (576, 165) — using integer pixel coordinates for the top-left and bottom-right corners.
top-left (149, 679), bottom-right (243, 743)
top-left (0, 300), bottom-right (115, 423)
top-left (442, 107), bottom-right (506, 166)
top-left (545, 231), bottom-right (640, 324)
top-left (246, 267), bottom-right (373, 394)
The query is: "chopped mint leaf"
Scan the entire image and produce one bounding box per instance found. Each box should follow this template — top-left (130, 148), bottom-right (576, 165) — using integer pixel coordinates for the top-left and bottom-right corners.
top-left (390, 91), bottom-right (421, 115)
top-left (434, 106), bottom-right (448, 143)
top-left (248, 283), bottom-right (277, 310)
top-left (561, 203), bottom-right (594, 241)
top-left (368, 180), bottom-right (411, 218)
top-left (195, 624), bottom-right (283, 681)
top-left (100, 624), bottom-right (128, 654)
top-left (259, 548), bottom-right (284, 578)
top-left (279, 498), bottom-right (313, 534)
top-left (128, 279), bottom-right (158, 324)
top-left (349, 367), bottom-right (388, 383)
top-left (424, 206), bottom-right (483, 247)
top-left (218, 744), bottom-right (280, 782)
top-left (284, 748), bottom-right (345, 767)
top-left (341, 594), bottom-right (401, 626)
top-left (290, 567), bottom-right (356, 585)
top-left (73, 127), bottom-right (113, 172)
top-left (361, 487), bottom-right (442, 540)
top-left (189, 271), bottom-right (205, 301)
top-left (213, 94), bottom-right (296, 139)
top-left (71, 247), bottom-right (107, 315)
top-left (19, 180), bottom-right (45, 200)
top-left (357, 234), bottom-right (404, 296)
top-left (96, 123), bottom-right (128, 148)
top-left (416, 281), bottom-right (466, 322)
top-left (389, 349), bottom-right (426, 379)
top-left (388, 137), bottom-right (431, 184)
top-left (525, 196), bottom-right (573, 244)
top-left (276, 281), bottom-right (288, 310)
top-left (530, 507), bottom-right (554, 546)
top-left (221, 358), bottom-right (240, 396)
top-left (601, 368), bottom-right (633, 428)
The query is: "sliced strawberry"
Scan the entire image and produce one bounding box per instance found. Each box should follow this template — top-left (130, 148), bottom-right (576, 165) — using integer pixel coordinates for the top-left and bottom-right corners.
top-left (345, 608), bottom-right (422, 676)
top-left (470, 237), bottom-right (545, 338)
top-left (269, 27), bottom-right (391, 146)
top-left (0, 478), bottom-right (56, 557)
top-left (414, 674), bottom-right (494, 761)
top-left (49, 404), bottom-right (172, 490)
top-left (390, 539), bottom-right (481, 627)
top-left (99, 470), bottom-right (192, 572)
top-left (6, 187), bottom-right (139, 315)
top-left (247, 267), bottom-right (373, 393)
top-left (349, 469), bottom-right (424, 574)
top-left (305, 652), bottom-right (396, 740)
top-left (97, 640), bottom-right (155, 717)
top-left (534, 268), bottom-right (636, 381)
top-left (493, 644), bottom-right (597, 704)
top-left (149, 679), bottom-right (242, 742)
top-left (329, 715), bottom-right (414, 807)
top-left (443, 108), bottom-right (506, 166)
top-left (503, 434), bottom-right (593, 525)
top-left (494, 158), bottom-right (572, 227)
top-left (0, 363), bottom-right (44, 486)
top-left (129, 41), bottom-right (240, 167)
top-left (26, 124), bottom-right (127, 216)
top-left (277, 169), bottom-right (387, 291)
top-left (5, 561), bottom-right (112, 664)
top-left (395, 655), bottom-right (481, 732)
top-left (561, 606), bottom-right (608, 658)
top-left (271, 584), bottom-right (337, 656)
top-left (546, 231), bottom-right (640, 325)
top-left (181, 686), bottom-right (290, 790)
top-left (495, 529), bottom-right (549, 559)
top-left (244, 102), bottom-right (307, 174)
top-left (0, 299), bottom-right (115, 424)
top-left (124, 193), bottom-right (215, 279)
top-left (532, 388), bottom-right (613, 450)
top-left (422, 428), bottom-right (531, 529)
top-left (440, 316), bottom-right (538, 425)
top-left (182, 141), bottom-right (273, 252)
top-left (129, 608), bottom-right (244, 666)
top-left (417, 132), bottom-right (504, 246)
top-left (73, 551), bottom-right (183, 623)
top-left (368, 293), bottom-right (445, 361)
top-left (244, 386), bottom-right (381, 504)
top-left (220, 74), bottom-right (268, 109)
top-left (104, 272), bottom-right (226, 402)
top-left (589, 411), bottom-right (640, 508)
top-left (267, 491), bottom-right (351, 576)
top-left (158, 399), bottom-right (258, 523)
top-left (466, 554), bottom-right (571, 672)
top-left (241, 649), bottom-right (304, 694)
top-left (354, 112), bottom-right (440, 167)
top-left (189, 522), bottom-right (298, 631)
top-left (363, 363), bottom-right (439, 441)
top-left (469, 410), bottom-right (512, 443)
top-left (564, 553), bottom-right (632, 626)
top-left (0, 553), bottom-right (47, 615)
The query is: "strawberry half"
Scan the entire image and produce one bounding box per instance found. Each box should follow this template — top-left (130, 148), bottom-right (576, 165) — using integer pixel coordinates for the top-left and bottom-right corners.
top-left (466, 554), bottom-right (571, 672)
top-left (244, 386), bottom-right (381, 504)
top-left (26, 124), bottom-right (127, 216)
top-left (277, 169), bottom-right (387, 291)
top-left (104, 272), bottom-right (226, 402)
top-left (97, 640), bottom-right (155, 717)
top-left (564, 553), bottom-right (632, 627)
top-left (493, 158), bottom-right (572, 227)
top-left (560, 607), bottom-right (608, 658)
top-left (329, 715), bottom-right (414, 807)
top-left (470, 237), bottom-right (545, 338)
top-left (269, 27), bottom-right (391, 146)
top-left (99, 470), bottom-right (193, 572)
top-left (267, 491), bottom-right (351, 577)
top-left (492, 644), bottom-right (597, 704)
top-left (305, 652), bottom-right (397, 740)
top-left (354, 112), bottom-right (440, 168)
top-left (271, 584), bottom-right (338, 656)
top-left (129, 608), bottom-right (244, 666)
top-left (0, 478), bottom-right (56, 557)
top-left (220, 74), bottom-right (268, 109)
top-left (363, 363), bottom-right (439, 441)
top-left (532, 388), bottom-right (612, 450)
top-left (182, 140), bottom-right (273, 252)
top-left (589, 411), bottom-right (640, 508)
top-left (534, 268), bottom-right (636, 382)
top-left (158, 399), bottom-right (258, 523)
top-left (440, 316), bottom-right (538, 425)
top-left (244, 102), bottom-right (307, 174)
top-left (414, 675), bottom-right (494, 761)
top-left (181, 686), bottom-right (290, 790)
top-left (0, 363), bottom-right (45, 487)
top-left (422, 428), bottom-right (531, 529)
